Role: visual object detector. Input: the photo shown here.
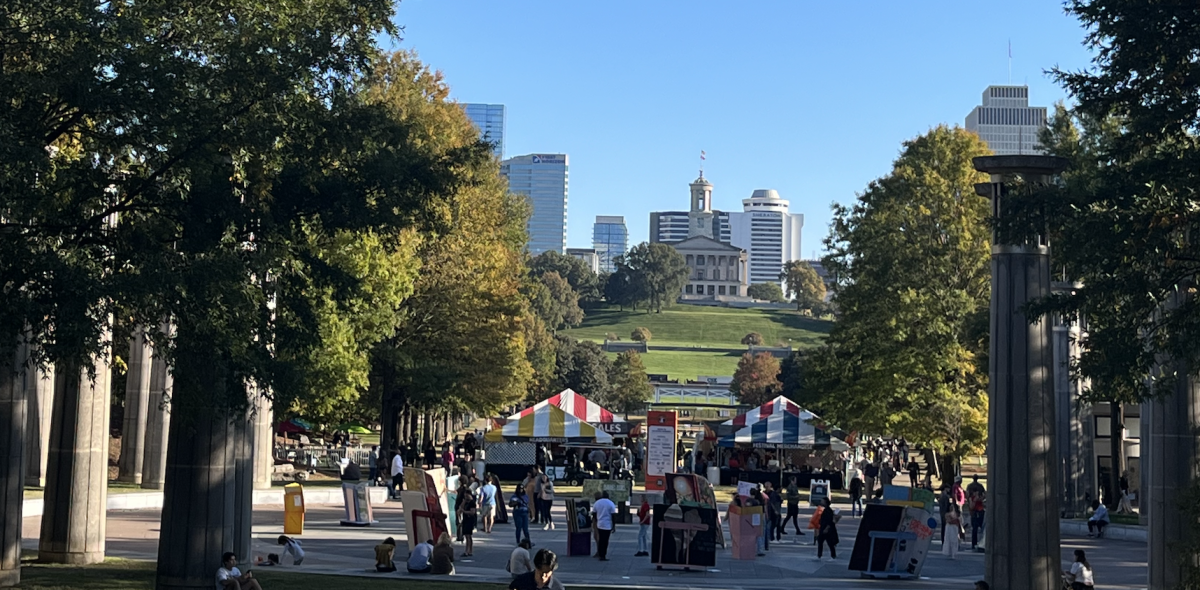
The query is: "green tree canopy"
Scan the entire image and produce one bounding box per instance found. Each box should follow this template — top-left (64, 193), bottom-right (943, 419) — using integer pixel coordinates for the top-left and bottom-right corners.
top-left (530, 250), bottom-right (601, 304)
top-left (805, 125), bottom-right (991, 460)
top-left (748, 282), bottom-right (787, 303)
top-left (621, 242), bottom-right (688, 313)
top-left (781, 261), bottom-right (826, 312)
top-left (741, 332), bottom-right (764, 346)
top-left (526, 271), bottom-right (584, 331)
top-left (631, 327), bottom-right (652, 342)
top-left (607, 350), bottom-right (653, 414)
top-left (730, 352), bottom-right (781, 407)
top-left (552, 336), bottom-right (612, 400)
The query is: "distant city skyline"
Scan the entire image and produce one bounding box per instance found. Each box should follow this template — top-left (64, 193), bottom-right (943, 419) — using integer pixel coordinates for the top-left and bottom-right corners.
top-left (591, 216), bottom-right (627, 273)
top-left (462, 103), bottom-right (506, 159)
top-left (500, 153), bottom-right (568, 255)
top-left (392, 1), bottom-right (1094, 255)
top-left (965, 85), bottom-right (1048, 155)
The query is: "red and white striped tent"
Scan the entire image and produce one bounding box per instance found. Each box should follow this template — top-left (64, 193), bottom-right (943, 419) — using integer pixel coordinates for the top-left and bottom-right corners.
top-left (516, 388), bottom-right (618, 423)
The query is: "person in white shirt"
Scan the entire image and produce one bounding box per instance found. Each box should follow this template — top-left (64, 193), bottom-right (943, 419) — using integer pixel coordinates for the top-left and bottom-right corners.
top-left (216, 552), bottom-right (262, 590)
top-left (276, 535), bottom-right (304, 565)
top-left (1087, 500), bottom-right (1109, 538)
top-left (507, 539), bottom-right (534, 579)
top-left (390, 448), bottom-right (405, 499)
top-left (590, 491), bottom-right (618, 561)
top-left (1064, 549), bottom-right (1095, 589)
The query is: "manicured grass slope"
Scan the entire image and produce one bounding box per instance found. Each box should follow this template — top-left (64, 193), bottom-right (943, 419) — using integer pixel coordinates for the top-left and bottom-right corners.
top-left (570, 306), bottom-right (831, 349)
top-left (607, 349), bottom-right (742, 381)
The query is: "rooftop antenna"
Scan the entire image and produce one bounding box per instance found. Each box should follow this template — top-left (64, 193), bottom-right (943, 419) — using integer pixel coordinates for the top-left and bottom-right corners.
top-left (699, 150), bottom-right (706, 178)
top-left (1008, 39), bottom-right (1012, 85)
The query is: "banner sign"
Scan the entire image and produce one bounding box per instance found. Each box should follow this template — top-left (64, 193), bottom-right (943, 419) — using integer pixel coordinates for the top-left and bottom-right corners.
top-left (645, 410), bottom-right (677, 491)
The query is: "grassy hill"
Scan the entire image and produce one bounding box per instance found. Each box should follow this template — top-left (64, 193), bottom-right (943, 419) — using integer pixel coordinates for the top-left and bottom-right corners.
top-left (569, 305), bottom-right (833, 381)
top-left (569, 305), bottom-right (831, 349)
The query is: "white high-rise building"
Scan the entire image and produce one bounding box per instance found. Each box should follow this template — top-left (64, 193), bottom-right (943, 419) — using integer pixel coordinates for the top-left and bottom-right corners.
top-left (965, 85), bottom-right (1048, 155)
top-left (463, 103), bottom-right (506, 159)
top-left (501, 154), bottom-right (568, 255)
top-left (728, 190), bottom-right (803, 288)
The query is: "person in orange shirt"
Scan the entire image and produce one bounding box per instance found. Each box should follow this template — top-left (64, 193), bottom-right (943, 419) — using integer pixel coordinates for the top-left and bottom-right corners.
top-left (807, 504), bottom-right (825, 546)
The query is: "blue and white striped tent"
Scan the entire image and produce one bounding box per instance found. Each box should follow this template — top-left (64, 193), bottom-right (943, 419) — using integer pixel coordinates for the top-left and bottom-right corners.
top-left (717, 396), bottom-right (849, 450)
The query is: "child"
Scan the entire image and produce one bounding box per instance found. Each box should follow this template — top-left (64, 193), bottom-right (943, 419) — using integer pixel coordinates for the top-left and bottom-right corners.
top-left (636, 495), bottom-right (652, 557)
top-left (277, 535), bottom-right (304, 565)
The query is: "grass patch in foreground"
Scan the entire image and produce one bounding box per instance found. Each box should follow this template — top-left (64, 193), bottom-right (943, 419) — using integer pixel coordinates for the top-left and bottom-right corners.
top-left (14, 558), bottom-right (620, 590)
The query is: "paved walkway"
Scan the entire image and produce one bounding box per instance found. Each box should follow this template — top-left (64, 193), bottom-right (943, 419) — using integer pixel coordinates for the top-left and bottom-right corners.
top-left (22, 501), bottom-right (1147, 589)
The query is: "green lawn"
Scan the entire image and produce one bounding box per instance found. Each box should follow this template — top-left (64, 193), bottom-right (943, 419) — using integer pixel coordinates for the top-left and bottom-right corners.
top-left (570, 305), bottom-right (831, 349)
top-left (13, 557), bottom-right (613, 590)
top-left (608, 349), bottom-right (743, 381)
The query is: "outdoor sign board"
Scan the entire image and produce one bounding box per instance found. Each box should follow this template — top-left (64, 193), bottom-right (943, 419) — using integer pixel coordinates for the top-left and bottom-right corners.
top-left (645, 410), bottom-right (677, 491)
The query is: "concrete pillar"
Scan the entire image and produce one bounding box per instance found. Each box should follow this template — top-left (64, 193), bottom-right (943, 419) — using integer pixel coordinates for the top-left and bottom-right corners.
top-left (140, 354), bottom-right (171, 490)
top-left (38, 339), bottom-right (112, 565)
top-left (24, 362), bottom-right (54, 488)
top-left (1051, 282), bottom-right (1094, 518)
top-left (117, 329), bottom-right (153, 484)
top-left (975, 155), bottom-right (1067, 590)
top-left (1145, 338), bottom-right (1200, 587)
top-left (1, 337), bottom-right (30, 587)
top-left (250, 384), bottom-right (273, 490)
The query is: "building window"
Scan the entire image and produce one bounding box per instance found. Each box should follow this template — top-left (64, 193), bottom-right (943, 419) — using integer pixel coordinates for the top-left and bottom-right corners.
top-left (686, 255), bottom-right (693, 265)
top-left (707, 285), bottom-right (715, 296)
top-left (695, 270), bottom-right (704, 280)
top-left (685, 285), bottom-right (693, 294)
top-left (712, 269), bottom-right (720, 280)
top-left (696, 256), bottom-right (705, 265)
top-left (719, 286), bottom-right (726, 295)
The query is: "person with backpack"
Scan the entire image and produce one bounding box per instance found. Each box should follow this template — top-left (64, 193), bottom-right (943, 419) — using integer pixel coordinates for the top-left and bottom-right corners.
top-left (815, 497), bottom-right (840, 560)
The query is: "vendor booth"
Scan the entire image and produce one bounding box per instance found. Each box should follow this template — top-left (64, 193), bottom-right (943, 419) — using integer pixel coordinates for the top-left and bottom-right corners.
top-left (716, 396), bottom-right (850, 489)
top-left (485, 404), bottom-right (613, 480)
top-left (515, 388), bottom-right (632, 438)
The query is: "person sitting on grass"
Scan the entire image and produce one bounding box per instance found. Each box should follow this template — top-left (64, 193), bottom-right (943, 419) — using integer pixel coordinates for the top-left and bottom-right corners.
top-left (216, 552), bottom-right (263, 590)
top-left (276, 535), bottom-right (304, 565)
top-left (430, 533), bottom-right (456, 575)
top-left (508, 548), bottom-right (565, 590)
top-left (375, 537), bottom-right (397, 572)
top-left (1087, 500), bottom-right (1109, 538)
top-left (406, 538), bottom-right (433, 574)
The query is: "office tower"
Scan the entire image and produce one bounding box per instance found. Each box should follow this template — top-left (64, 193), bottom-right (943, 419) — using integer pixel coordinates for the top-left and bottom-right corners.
top-left (565, 248), bottom-right (600, 274)
top-left (501, 154), bottom-right (568, 255)
top-left (728, 189), bottom-right (804, 288)
top-left (964, 85), bottom-right (1048, 155)
top-left (591, 216), bottom-right (628, 273)
top-left (463, 103), bottom-right (506, 159)
top-left (649, 174), bottom-right (731, 245)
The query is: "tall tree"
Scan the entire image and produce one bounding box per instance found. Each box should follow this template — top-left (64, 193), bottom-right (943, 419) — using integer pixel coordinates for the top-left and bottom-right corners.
top-left (622, 242), bottom-right (688, 313)
top-left (747, 282), bottom-right (787, 303)
top-left (806, 125), bottom-right (992, 464)
top-left (607, 350), bottom-right (653, 414)
top-left (730, 352), bottom-right (781, 407)
top-left (553, 336), bottom-right (612, 399)
top-left (529, 250), bottom-right (601, 304)
top-left (604, 262), bottom-right (642, 311)
top-left (526, 271), bottom-right (583, 331)
top-left (781, 261), bottom-right (826, 312)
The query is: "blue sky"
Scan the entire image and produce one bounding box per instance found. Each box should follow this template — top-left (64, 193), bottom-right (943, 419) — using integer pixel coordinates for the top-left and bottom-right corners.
top-left (388, 1), bottom-right (1095, 256)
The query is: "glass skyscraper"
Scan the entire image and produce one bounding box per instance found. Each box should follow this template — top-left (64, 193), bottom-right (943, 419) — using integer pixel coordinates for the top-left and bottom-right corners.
top-left (462, 103), bottom-right (506, 159)
top-left (501, 154), bottom-right (568, 255)
top-left (965, 86), bottom-right (1047, 155)
top-left (592, 216), bottom-right (628, 273)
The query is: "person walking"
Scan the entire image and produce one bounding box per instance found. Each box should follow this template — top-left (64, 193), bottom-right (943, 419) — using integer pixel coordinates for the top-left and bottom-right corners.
top-left (968, 484), bottom-right (986, 551)
top-left (479, 475), bottom-right (498, 534)
top-left (815, 498), bottom-right (840, 560)
top-left (457, 486), bottom-right (478, 557)
top-left (1064, 549), bottom-right (1095, 590)
top-left (938, 485), bottom-right (951, 542)
top-left (906, 458), bottom-right (920, 488)
top-left (783, 477), bottom-right (805, 535)
top-left (764, 481), bottom-right (783, 544)
top-left (510, 485), bottom-right (532, 546)
top-left (941, 499), bottom-right (963, 559)
top-left (849, 472), bottom-right (864, 517)
top-left (636, 495), bottom-right (652, 557)
top-left (863, 461), bottom-right (879, 498)
top-left (591, 492), bottom-right (617, 561)
top-left (368, 445), bottom-right (380, 486)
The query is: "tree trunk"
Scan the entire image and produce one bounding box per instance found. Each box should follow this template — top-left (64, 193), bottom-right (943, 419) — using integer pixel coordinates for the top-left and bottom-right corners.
top-left (1108, 402), bottom-right (1125, 508)
top-left (408, 407), bottom-right (418, 448)
top-left (0, 335), bottom-right (29, 587)
top-left (381, 394), bottom-right (398, 452)
top-left (154, 328), bottom-right (253, 590)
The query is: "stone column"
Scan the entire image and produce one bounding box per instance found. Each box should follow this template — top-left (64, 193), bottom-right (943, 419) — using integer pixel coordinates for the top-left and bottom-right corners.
top-left (1051, 282), bottom-right (1094, 518)
top-left (1145, 322), bottom-right (1200, 588)
top-left (1, 337), bottom-right (30, 587)
top-left (38, 339), bottom-right (112, 565)
top-left (250, 384), bottom-right (273, 490)
top-left (24, 362), bottom-right (54, 488)
top-left (140, 355), bottom-right (171, 490)
top-left (975, 155), bottom-right (1067, 590)
top-left (117, 329), bottom-right (153, 484)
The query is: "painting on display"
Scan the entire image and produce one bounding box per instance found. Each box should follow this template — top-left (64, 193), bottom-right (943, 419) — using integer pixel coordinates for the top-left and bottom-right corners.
top-left (650, 503), bottom-right (718, 569)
